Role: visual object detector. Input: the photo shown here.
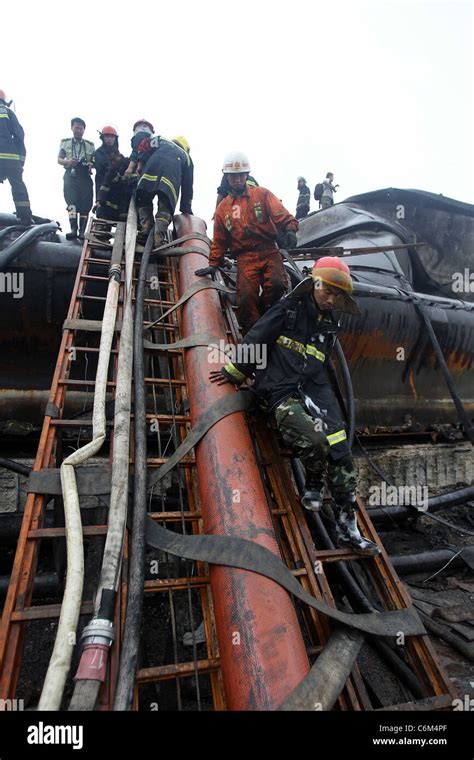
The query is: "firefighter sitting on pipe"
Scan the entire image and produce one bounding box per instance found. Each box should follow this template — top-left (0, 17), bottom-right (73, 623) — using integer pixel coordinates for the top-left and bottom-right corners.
top-left (196, 151), bottom-right (298, 335)
top-left (210, 257), bottom-right (380, 556)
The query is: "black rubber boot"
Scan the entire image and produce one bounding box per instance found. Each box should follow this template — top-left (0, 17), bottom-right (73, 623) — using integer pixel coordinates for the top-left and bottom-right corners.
top-left (301, 478), bottom-right (325, 512)
top-left (78, 215), bottom-right (88, 240)
top-left (334, 495), bottom-right (380, 556)
top-left (138, 206), bottom-right (154, 237)
top-left (66, 217), bottom-right (78, 240)
top-left (153, 218), bottom-right (170, 249)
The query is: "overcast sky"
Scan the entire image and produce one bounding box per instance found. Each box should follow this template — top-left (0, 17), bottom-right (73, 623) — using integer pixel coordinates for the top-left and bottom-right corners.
top-left (1, 0), bottom-right (472, 231)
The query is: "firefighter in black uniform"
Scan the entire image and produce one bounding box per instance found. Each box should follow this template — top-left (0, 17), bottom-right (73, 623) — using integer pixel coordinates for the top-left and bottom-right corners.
top-left (296, 176), bottom-right (310, 219)
top-left (136, 133), bottom-right (194, 248)
top-left (210, 256), bottom-right (379, 557)
top-left (95, 148), bottom-right (133, 223)
top-left (58, 118), bottom-right (95, 240)
top-left (0, 90), bottom-right (33, 224)
top-left (93, 125), bottom-right (119, 198)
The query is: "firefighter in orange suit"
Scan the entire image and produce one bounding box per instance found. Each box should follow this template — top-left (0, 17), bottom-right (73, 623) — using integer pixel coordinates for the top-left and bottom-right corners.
top-left (195, 151), bottom-right (298, 335)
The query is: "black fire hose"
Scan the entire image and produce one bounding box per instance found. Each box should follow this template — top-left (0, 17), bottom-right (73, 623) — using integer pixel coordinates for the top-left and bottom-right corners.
top-left (0, 224), bottom-right (30, 242)
top-left (0, 456), bottom-right (31, 477)
top-left (410, 296), bottom-right (474, 444)
top-left (113, 230), bottom-right (154, 711)
top-left (369, 485), bottom-right (474, 523)
top-left (0, 222), bottom-right (59, 272)
top-left (332, 339), bottom-right (355, 449)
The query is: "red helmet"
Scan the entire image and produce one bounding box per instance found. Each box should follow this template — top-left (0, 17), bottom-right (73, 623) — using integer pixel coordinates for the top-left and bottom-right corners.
top-left (100, 125), bottom-right (118, 137)
top-left (133, 119), bottom-right (154, 134)
top-left (0, 90), bottom-right (6, 102)
top-left (314, 256), bottom-right (351, 277)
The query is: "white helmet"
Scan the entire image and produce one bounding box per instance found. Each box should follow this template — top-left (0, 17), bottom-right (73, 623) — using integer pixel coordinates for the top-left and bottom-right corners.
top-left (297, 176), bottom-right (306, 182)
top-left (222, 151), bottom-right (251, 174)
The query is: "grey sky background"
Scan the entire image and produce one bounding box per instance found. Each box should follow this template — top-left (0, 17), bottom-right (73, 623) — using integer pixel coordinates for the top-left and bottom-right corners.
top-left (1, 0), bottom-right (472, 231)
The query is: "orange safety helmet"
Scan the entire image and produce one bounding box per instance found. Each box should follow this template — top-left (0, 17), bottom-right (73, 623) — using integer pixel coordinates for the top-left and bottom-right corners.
top-left (133, 119), bottom-right (154, 134)
top-left (100, 125), bottom-right (118, 137)
top-left (290, 255), bottom-right (361, 315)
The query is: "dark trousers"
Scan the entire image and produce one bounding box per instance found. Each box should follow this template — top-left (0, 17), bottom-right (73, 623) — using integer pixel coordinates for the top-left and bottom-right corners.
top-left (0, 159), bottom-right (32, 221)
top-left (63, 170), bottom-right (93, 216)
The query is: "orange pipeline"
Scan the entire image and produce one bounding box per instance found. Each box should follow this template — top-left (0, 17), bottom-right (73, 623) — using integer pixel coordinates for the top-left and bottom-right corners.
top-left (174, 215), bottom-right (309, 710)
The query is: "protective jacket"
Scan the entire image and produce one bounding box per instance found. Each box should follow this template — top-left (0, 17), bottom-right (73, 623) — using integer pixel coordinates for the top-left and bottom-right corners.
top-left (296, 183), bottom-right (310, 219)
top-left (137, 136), bottom-right (193, 214)
top-left (97, 156), bottom-right (132, 220)
top-left (210, 185), bottom-right (298, 265)
top-left (93, 143), bottom-right (119, 195)
top-left (0, 104), bottom-right (26, 161)
top-left (223, 291), bottom-right (350, 459)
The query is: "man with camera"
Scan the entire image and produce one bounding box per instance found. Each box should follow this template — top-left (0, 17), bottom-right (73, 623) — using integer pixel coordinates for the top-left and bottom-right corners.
top-left (58, 118), bottom-right (95, 240)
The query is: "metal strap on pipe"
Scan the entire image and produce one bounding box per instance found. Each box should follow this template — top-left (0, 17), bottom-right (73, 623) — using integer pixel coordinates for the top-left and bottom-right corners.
top-left (147, 392), bottom-right (253, 490)
top-left (145, 518), bottom-right (424, 637)
top-left (144, 390), bottom-right (424, 638)
top-left (143, 333), bottom-right (223, 352)
top-left (144, 280), bottom-right (236, 329)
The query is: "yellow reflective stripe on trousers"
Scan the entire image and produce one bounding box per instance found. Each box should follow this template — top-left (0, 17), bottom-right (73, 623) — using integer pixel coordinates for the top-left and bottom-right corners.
top-left (161, 176), bottom-right (178, 204)
top-left (141, 173), bottom-right (158, 182)
top-left (106, 201), bottom-right (119, 209)
top-left (327, 429), bottom-right (347, 446)
top-left (0, 152), bottom-right (21, 160)
top-left (224, 362), bottom-right (246, 383)
top-left (306, 345), bottom-right (325, 362)
top-left (276, 335), bottom-right (306, 355)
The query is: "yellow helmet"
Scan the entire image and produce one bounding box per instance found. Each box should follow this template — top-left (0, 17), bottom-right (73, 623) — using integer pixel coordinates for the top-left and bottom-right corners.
top-left (173, 135), bottom-right (190, 153)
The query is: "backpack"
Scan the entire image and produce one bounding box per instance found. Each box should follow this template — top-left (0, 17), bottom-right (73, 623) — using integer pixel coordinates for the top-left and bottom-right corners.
top-left (314, 182), bottom-right (324, 201)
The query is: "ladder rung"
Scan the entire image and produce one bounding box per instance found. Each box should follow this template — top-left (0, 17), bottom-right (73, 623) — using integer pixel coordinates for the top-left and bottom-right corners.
top-left (136, 658), bottom-right (220, 684)
top-left (12, 601), bottom-right (94, 622)
top-left (144, 576), bottom-right (209, 592)
top-left (28, 525), bottom-right (108, 539)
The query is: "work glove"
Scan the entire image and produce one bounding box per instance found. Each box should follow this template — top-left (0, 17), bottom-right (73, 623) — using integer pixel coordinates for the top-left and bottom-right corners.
top-left (283, 229), bottom-right (298, 250)
top-left (195, 266), bottom-right (216, 277)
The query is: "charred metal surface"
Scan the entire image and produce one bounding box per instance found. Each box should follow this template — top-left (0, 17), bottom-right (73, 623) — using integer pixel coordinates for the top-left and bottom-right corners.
top-left (295, 193), bottom-right (474, 429)
top-left (0, 219), bottom-right (107, 408)
top-left (343, 189), bottom-right (474, 302)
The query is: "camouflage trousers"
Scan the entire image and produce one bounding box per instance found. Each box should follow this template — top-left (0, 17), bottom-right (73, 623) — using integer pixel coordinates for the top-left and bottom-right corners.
top-left (274, 396), bottom-right (358, 499)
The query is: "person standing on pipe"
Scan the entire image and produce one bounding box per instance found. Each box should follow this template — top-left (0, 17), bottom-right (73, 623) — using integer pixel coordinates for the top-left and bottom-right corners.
top-left (196, 151), bottom-right (298, 335)
top-left (58, 118), bottom-right (95, 240)
top-left (95, 148), bottom-right (133, 223)
top-left (296, 176), bottom-right (311, 219)
top-left (134, 131), bottom-right (194, 248)
top-left (0, 90), bottom-right (34, 225)
top-left (93, 125), bottom-right (119, 197)
top-left (210, 257), bottom-right (380, 556)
